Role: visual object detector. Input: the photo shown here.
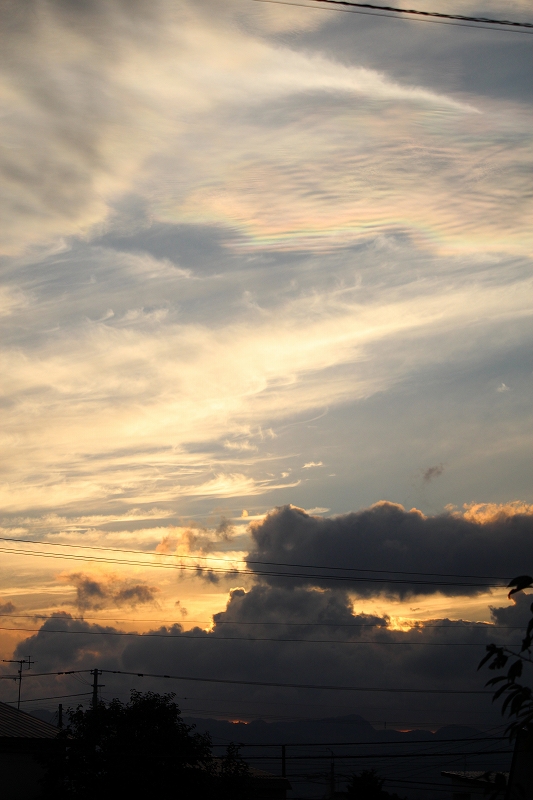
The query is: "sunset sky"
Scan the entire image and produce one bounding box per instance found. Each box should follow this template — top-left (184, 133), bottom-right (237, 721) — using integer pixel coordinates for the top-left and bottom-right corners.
top-left (0, 0), bottom-right (532, 731)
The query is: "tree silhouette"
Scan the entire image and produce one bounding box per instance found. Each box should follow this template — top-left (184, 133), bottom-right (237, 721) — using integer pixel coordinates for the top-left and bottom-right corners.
top-left (478, 575), bottom-right (533, 737)
top-left (43, 690), bottom-right (249, 800)
top-left (346, 770), bottom-right (404, 800)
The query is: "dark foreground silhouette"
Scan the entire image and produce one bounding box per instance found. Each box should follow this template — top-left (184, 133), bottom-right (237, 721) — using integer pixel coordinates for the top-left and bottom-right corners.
top-left (42, 690), bottom-right (251, 800)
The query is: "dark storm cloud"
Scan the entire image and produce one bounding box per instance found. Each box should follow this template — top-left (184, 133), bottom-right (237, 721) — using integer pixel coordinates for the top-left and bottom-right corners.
top-left (10, 613), bottom-right (125, 673)
top-left (490, 591), bottom-right (533, 629)
top-left (245, 504), bottom-right (533, 598)
top-left (4, 585), bottom-right (524, 728)
top-left (213, 584), bottom-right (385, 629)
top-left (68, 573), bottom-right (159, 610)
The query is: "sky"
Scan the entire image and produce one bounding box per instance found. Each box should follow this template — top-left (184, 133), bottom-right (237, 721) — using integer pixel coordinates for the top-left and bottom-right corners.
top-left (0, 0), bottom-right (532, 733)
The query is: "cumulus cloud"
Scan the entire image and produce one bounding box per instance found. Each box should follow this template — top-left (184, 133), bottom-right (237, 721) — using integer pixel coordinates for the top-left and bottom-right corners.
top-left (9, 613), bottom-right (127, 675)
top-left (65, 573), bottom-right (159, 611)
top-left (3, 583), bottom-right (525, 729)
top-left (246, 504), bottom-right (533, 598)
top-left (0, 602), bottom-right (16, 614)
top-left (462, 501), bottom-right (533, 524)
top-left (490, 591), bottom-right (533, 629)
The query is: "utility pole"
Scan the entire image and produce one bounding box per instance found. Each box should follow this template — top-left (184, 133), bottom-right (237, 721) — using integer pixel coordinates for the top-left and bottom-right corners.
top-left (328, 749), bottom-right (335, 799)
top-left (91, 668), bottom-right (103, 711)
top-left (58, 703), bottom-right (63, 729)
top-left (2, 656), bottom-right (34, 709)
top-left (281, 744), bottom-right (286, 778)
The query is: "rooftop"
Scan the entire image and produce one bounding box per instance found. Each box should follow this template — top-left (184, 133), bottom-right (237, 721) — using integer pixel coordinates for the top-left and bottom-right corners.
top-left (441, 772), bottom-right (508, 786)
top-left (0, 702), bottom-right (58, 739)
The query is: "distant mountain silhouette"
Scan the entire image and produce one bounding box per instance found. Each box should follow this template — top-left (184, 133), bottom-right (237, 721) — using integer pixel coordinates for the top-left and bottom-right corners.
top-left (182, 713), bottom-right (481, 746)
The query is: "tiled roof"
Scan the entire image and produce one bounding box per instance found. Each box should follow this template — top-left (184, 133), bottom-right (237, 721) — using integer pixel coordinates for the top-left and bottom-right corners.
top-left (0, 702), bottom-right (58, 738)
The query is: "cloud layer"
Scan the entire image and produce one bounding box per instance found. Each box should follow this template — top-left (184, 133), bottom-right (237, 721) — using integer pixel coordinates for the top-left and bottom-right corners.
top-left (246, 504), bottom-right (533, 597)
top-left (3, 579), bottom-right (530, 730)
top-left (0, 1), bottom-right (532, 723)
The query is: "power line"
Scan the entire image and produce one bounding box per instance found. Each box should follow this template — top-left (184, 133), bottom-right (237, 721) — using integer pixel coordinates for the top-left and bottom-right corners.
top-left (0, 665), bottom-right (495, 693)
top-left (0, 535), bottom-right (509, 580)
top-left (0, 546), bottom-right (505, 588)
top-left (225, 749), bottom-right (513, 759)
top-left (305, 0), bottom-right (533, 28)
top-left (0, 667), bottom-right (492, 693)
top-left (0, 670), bottom-right (90, 680)
top-left (208, 736), bottom-right (505, 747)
top-left (2, 613), bottom-right (519, 630)
top-left (0, 625), bottom-right (507, 645)
top-left (98, 668), bottom-right (493, 693)
top-left (248, 0), bottom-right (532, 36)
top-left (383, 778), bottom-right (492, 788)
top-left (5, 692), bottom-right (92, 705)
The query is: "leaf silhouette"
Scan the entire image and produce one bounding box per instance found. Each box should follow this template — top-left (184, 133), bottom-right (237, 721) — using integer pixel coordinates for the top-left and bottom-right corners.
top-left (507, 575), bottom-right (533, 599)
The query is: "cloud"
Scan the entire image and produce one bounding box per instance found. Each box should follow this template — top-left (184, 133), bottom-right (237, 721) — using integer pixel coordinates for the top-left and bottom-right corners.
top-left (9, 613), bottom-right (126, 673)
top-left (65, 573), bottom-right (159, 611)
top-left (302, 461), bottom-right (323, 469)
top-left (422, 464), bottom-right (445, 483)
top-left (0, 0), bottom-right (531, 523)
top-left (2, 252), bottom-right (530, 515)
top-left (490, 591), bottom-right (533, 629)
top-left (246, 503), bottom-right (533, 598)
top-left (1, 0), bottom-right (530, 260)
top-left (0, 602), bottom-right (16, 614)
top-left (496, 383), bottom-right (510, 392)
top-left (0, 0), bottom-right (531, 654)
top-left (223, 440), bottom-right (258, 452)
top-left (3, 583), bottom-right (524, 729)
top-left (462, 501), bottom-right (533, 524)
top-left (155, 518), bottom-right (236, 557)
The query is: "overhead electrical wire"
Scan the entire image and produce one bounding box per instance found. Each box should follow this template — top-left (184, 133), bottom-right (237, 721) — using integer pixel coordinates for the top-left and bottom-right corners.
top-left (5, 692), bottom-right (92, 705)
top-left (208, 735), bottom-right (505, 747)
top-left (0, 543), bottom-right (508, 588)
top-left (216, 749), bottom-right (513, 759)
top-left (297, 0), bottom-right (533, 29)
top-left (0, 613), bottom-right (521, 630)
top-left (0, 625), bottom-right (509, 646)
top-left (0, 667), bottom-right (493, 693)
top-left (98, 668), bottom-right (494, 693)
top-left (0, 535), bottom-right (508, 580)
top-left (250, 0), bottom-right (533, 34)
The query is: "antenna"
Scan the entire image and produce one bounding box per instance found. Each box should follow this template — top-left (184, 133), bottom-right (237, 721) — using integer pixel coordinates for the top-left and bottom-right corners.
top-left (2, 656), bottom-right (34, 710)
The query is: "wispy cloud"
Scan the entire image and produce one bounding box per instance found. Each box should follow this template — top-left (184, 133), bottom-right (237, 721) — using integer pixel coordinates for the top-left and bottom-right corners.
top-left (422, 464), bottom-right (444, 483)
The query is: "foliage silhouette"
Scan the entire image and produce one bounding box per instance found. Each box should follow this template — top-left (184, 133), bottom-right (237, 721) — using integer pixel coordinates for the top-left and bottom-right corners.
top-left (346, 769), bottom-right (405, 800)
top-left (42, 690), bottom-right (250, 800)
top-left (478, 575), bottom-right (533, 737)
